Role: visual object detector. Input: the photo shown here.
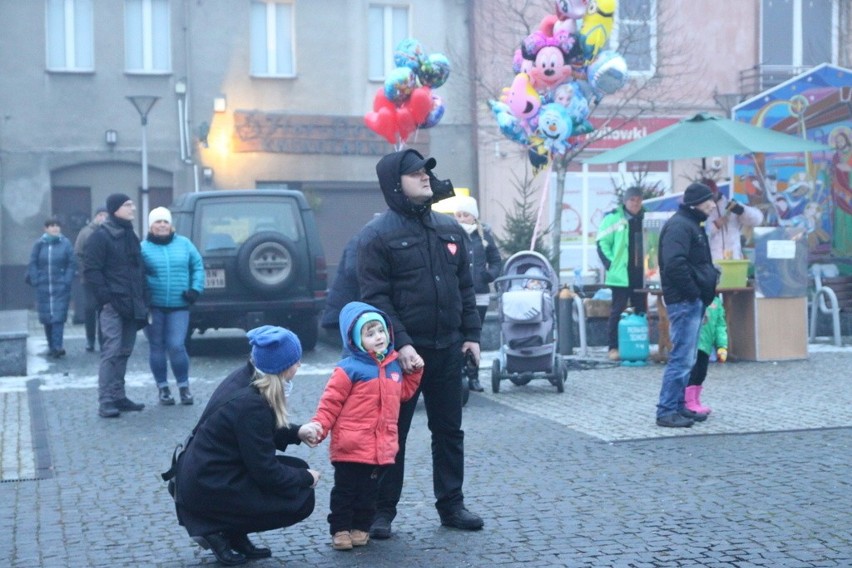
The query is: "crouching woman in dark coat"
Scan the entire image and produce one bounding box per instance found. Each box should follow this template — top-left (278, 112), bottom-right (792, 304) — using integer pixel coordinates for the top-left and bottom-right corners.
top-left (174, 326), bottom-right (321, 565)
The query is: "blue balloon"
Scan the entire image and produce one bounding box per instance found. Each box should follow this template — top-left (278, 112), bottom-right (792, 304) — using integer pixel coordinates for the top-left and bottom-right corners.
top-left (417, 53), bottom-right (451, 89)
top-left (420, 95), bottom-right (445, 129)
top-left (384, 67), bottom-right (417, 104)
top-left (393, 38), bottom-right (426, 71)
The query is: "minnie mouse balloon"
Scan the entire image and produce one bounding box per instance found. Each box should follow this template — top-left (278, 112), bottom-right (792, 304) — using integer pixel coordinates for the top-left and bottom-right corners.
top-left (394, 38), bottom-right (426, 71)
top-left (417, 53), bottom-right (451, 89)
top-left (384, 67), bottom-right (417, 104)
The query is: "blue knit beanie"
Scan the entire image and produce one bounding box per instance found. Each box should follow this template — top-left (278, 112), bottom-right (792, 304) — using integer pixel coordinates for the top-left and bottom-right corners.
top-left (353, 312), bottom-right (387, 353)
top-left (247, 325), bottom-right (302, 374)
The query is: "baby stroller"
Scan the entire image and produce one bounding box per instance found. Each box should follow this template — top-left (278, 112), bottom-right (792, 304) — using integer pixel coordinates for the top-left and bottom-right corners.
top-left (491, 251), bottom-right (566, 393)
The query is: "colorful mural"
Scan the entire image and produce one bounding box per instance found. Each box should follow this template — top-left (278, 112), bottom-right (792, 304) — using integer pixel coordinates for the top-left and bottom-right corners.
top-left (733, 64), bottom-right (852, 260)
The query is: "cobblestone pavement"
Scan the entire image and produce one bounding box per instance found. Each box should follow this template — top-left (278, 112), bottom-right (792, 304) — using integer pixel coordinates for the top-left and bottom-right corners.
top-left (1, 318), bottom-right (850, 567)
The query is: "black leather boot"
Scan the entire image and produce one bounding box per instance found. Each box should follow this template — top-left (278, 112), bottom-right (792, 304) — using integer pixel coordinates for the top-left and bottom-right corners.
top-left (468, 377), bottom-right (484, 392)
top-left (229, 533), bottom-right (272, 559)
top-left (196, 532), bottom-right (246, 566)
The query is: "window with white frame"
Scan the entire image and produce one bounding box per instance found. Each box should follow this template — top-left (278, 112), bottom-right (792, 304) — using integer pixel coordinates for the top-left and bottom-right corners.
top-left (125, 0), bottom-right (171, 73)
top-left (46, 0), bottom-right (94, 71)
top-left (368, 4), bottom-right (409, 81)
top-left (761, 0), bottom-right (835, 68)
top-left (250, 1), bottom-right (295, 77)
top-left (612, 0), bottom-right (656, 76)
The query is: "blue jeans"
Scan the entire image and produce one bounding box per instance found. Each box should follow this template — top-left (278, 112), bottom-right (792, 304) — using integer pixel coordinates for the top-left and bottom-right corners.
top-left (145, 308), bottom-right (190, 388)
top-left (657, 298), bottom-right (704, 418)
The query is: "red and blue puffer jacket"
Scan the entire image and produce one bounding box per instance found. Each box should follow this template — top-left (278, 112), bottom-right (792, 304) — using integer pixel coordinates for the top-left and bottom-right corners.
top-left (311, 301), bottom-right (422, 465)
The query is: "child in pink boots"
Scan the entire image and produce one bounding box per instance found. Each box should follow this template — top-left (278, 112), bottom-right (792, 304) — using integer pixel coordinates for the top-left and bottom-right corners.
top-left (685, 295), bottom-right (728, 415)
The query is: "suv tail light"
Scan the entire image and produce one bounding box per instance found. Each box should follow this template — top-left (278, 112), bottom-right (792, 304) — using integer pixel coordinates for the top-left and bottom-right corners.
top-left (314, 255), bottom-right (328, 298)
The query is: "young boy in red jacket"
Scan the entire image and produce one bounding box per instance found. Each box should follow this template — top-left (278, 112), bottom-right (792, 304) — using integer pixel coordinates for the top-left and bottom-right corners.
top-left (308, 301), bottom-right (423, 550)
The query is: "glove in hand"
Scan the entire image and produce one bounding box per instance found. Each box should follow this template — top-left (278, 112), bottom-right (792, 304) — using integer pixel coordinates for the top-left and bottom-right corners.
top-left (182, 289), bottom-right (200, 304)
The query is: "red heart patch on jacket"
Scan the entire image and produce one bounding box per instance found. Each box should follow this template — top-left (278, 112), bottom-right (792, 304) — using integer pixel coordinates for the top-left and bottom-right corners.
top-left (447, 243), bottom-right (458, 255)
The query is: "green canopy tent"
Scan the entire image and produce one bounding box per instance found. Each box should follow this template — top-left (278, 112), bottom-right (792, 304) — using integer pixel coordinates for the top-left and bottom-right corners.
top-left (571, 113), bottom-right (830, 274)
top-left (584, 112), bottom-right (830, 164)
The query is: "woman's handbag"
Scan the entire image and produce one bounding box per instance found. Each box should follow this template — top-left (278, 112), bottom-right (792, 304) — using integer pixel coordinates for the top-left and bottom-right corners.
top-left (161, 434), bottom-right (192, 501)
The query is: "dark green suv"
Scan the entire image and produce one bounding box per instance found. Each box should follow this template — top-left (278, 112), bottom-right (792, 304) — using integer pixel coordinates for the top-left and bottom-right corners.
top-left (170, 190), bottom-right (327, 350)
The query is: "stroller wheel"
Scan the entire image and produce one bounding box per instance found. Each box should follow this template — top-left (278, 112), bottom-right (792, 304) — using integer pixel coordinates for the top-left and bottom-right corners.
top-left (554, 359), bottom-right (565, 393)
top-left (491, 359), bottom-right (501, 393)
top-left (509, 376), bottom-right (532, 386)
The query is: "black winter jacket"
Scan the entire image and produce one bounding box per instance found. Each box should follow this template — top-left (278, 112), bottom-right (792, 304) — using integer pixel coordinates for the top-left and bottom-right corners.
top-left (82, 217), bottom-right (148, 322)
top-left (357, 149), bottom-right (481, 349)
top-left (175, 362), bottom-right (314, 518)
top-left (466, 225), bottom-right (502, 295)
top-left (659, 205), bottom-right (719, 307)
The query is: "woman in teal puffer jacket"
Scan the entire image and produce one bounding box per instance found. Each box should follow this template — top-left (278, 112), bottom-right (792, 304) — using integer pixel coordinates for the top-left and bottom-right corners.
top-left (141, 207), bottom-right (204, 406)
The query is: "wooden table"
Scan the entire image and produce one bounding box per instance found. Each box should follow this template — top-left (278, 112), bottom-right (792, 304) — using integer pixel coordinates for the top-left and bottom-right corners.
top-left (638, 287), bottom-right (775, 362)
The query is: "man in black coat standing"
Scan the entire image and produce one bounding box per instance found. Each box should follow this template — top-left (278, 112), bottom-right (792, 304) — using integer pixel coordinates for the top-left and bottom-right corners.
top-left (656, 182), bottom-right (720, 428)
top-left (84, 193), bottom-right (148, 418)
top-left (357, 149), bottom-right (483, 537)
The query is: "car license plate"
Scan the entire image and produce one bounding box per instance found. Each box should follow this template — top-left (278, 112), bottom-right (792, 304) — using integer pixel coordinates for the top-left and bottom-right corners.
top-left (205, 268), bottom-right (225, 289)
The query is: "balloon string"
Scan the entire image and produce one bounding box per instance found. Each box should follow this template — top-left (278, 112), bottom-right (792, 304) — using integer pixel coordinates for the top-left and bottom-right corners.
top-left (530, 160), bottom-right (553, 251)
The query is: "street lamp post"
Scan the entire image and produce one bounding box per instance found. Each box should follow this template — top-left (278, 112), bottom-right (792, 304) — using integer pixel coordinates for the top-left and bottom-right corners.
top-left (126, 95), bottom-right (160, 233)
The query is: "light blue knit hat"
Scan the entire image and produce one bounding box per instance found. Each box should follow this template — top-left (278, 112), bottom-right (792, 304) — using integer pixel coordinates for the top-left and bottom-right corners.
top-left (352, 312), bottom-right (387, 354)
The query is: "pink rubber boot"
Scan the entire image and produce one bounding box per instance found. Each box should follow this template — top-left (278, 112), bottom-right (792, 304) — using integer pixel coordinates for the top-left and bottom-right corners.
top-left (693, 385), bottom-right (712, 414)
top-left (683, 385), bottom-right (705, 414)
top-left (685, 385), bottom-right (707, 414)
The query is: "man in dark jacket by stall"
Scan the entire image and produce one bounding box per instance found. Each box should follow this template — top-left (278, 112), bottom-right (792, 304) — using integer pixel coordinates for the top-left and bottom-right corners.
top-left (357, 149), bottom-right (484, 538)
top-left (656, 182), bottom-right (720, 428)
top-left (84, 193), bottom-right (149, 418)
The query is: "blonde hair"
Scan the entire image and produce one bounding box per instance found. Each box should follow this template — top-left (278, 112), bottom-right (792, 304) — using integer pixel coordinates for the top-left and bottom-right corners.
top-left (474, 219), bottom-right (490, 249)
top-left (251, 364), bottom-right (289, 429)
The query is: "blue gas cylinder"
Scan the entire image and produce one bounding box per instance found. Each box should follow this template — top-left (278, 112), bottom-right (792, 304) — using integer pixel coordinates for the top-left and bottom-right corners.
top-left (618, 310), bottom-right (649, 366)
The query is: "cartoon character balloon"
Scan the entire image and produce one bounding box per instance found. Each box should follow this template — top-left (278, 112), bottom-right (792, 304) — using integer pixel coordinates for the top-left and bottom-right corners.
top-left (491, 0), bottom-right (627, 170)
top-left (580, 0), bottom-right (616, 63)
top-left (536, 103), bottom-right (573, 155)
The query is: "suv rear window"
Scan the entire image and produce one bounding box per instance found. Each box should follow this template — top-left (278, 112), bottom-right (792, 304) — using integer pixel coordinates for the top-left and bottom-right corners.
top-left (197, 200), bottom-right (303, 253)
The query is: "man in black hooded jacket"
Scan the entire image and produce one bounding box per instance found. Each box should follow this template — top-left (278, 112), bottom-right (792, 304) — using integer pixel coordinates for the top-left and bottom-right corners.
top-left (357, 149), bottom-right (483, 537)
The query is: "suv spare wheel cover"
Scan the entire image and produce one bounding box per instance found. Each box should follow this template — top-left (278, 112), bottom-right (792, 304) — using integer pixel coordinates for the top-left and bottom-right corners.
top-left (237, 231), bottom-right (298, 294)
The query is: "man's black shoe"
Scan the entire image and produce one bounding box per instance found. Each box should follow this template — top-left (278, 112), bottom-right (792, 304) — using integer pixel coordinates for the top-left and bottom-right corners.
top-left (679, 407), bottom-right (708, 422)
top-left (468, 378), bottom-right (484, 392)
top-left (440, 508), bottom-right (484, 531)
top-left (114, 397), bottom-right (145, 412)
top-left (656, 413), bottom-right (693, 428)
top-left (229, 533), bottom-right (271, 559)
top-left (195, 532), bottom-right (246, 566)
top-left (98, 403), bottom-right (120, 418)
top-left (85, 342), bottom-right (95, 352)
top-left (369, 515), bottom-right (392, 539)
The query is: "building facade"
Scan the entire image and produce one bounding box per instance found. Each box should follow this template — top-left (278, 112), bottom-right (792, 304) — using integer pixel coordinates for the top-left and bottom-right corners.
top-left (473, 0), bottom-right (851, 280)
top-left (0, 0), bottom-right (476, 309)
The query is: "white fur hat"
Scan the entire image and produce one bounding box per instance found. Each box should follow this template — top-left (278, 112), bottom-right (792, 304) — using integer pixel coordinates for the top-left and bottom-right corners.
top-left (148, 206), bottom-right (172, 228)
top-left (454, 195), bottom-right (479, 219)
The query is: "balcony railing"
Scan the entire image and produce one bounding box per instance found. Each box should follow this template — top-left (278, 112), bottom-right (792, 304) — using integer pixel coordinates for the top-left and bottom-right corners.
top-left (739, 64), bottom-right (815, 99)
